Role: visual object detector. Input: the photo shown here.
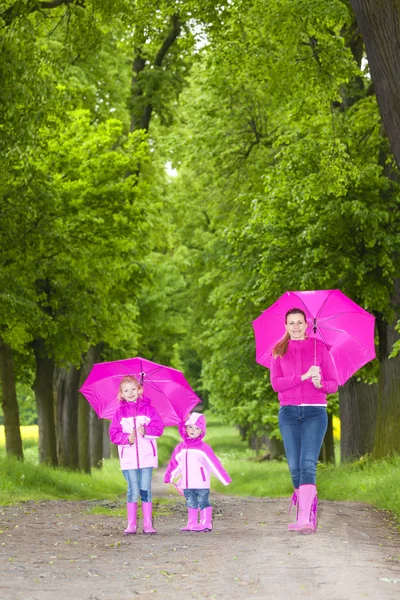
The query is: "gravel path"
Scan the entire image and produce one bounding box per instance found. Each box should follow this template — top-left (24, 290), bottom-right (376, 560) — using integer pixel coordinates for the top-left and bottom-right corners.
top-left (1, 472), bottom-right (399, 599)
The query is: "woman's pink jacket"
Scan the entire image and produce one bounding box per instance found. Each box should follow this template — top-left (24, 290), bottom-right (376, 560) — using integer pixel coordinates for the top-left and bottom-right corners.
top-left (270, 338), bottom-right (339, 406)
top-left (109, 397), bottom-right (164, 470)
top-left (164, 413), bottom-right (231, 490)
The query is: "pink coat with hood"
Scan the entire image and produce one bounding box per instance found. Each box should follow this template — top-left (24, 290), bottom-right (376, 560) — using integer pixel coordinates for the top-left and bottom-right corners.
top-left (109, 397), bottom-right (164, 470)
top-left (270, 338), bottom-right (338, 405)
top-left (164, 412), bottom-right (231, 489)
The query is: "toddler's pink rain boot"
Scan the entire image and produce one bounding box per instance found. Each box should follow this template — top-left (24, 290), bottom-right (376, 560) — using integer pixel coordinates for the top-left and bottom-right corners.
top-left (192, 507), bottom-right (212, 532)
top-left (287, 489), bottom-right (299, 531)
top-left (297, 484), bottom-right (317, 534)
top-left (142, 502), bottom-right (157, 534)
top-left (181, 508), bottom-right (199, 532)
top-left (124, 502), bottom-right (138, 535)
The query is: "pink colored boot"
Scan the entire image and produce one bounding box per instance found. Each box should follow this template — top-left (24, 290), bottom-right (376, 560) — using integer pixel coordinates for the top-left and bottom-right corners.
top-left (124, 502), bottom-right (137, 535)
top-left (287, 489), bottom-right (299, 531)
top-left (142, 502), bottom-right (157, 534)
top-left (181, 508), bottom-right (199, 532)
top-left (297, 484), bottom-right (317, 534)
top-left (192, 507), bottom-right (212, 532)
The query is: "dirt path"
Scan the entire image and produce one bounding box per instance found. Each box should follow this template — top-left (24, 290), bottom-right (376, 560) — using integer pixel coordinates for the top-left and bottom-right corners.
top-left (1, 471), bottom-right (400, 600)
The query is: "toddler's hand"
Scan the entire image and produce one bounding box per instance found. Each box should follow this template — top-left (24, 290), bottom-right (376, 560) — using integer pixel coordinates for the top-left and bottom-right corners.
top-left (173, 484), bottom-right (184, 497)
top-left (128, 431), bottom-right (135, 444)
top-left (137, 424), bottom-right (145, 436)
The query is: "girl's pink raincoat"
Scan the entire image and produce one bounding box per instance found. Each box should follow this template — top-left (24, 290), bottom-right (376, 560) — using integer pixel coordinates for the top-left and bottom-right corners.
top-left (164, 413), bottom-right (231, 489)
top-left (109, 397), bottom-right (164, 470)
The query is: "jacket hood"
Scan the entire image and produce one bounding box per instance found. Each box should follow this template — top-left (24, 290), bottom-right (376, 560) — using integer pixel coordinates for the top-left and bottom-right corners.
top-left (178, 412), bottom-right (206, 444)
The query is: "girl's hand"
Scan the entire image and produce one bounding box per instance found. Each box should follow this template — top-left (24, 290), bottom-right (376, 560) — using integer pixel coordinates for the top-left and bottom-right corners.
top-left (137, 424), bottom-right (145, 437)
top-left (128, 431), bottom-right (136, 444)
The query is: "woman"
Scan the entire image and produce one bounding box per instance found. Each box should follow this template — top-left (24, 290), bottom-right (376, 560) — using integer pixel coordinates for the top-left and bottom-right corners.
top-left (270, 308), bottom-right (338, 534)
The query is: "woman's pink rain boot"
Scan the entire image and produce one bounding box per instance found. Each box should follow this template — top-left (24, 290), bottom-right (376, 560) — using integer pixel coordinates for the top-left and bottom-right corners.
top-left (297, 484), bottom-right (317, 534)
top-left (287, 489), bottom-right (299, 531)
top-left (192, 507), bottom-right (212, 532)
top-left (181, 508), bottom-right (199, 532)
top-left (124, 502), bottom-right (138, 535)
top-left (142, 502), bottom-right (157, 534)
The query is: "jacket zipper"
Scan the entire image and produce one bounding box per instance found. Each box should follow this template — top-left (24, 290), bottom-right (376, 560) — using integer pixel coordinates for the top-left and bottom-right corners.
top-left (200, 466), bottom-right (206, 482)
top-left (134, 415), bottom-right (140, 468)
top-left (185, 450), bottom-right (188, 488)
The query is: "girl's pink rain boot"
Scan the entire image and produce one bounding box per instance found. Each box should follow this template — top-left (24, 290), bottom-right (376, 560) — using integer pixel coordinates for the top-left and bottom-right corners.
top-left (124, 502), bottom-right (138, 535)
top-left (297, 484), bottom-right (317, 534)
top-left (181, 508), bottom-right (199, 532)
top-left (192, 507), bottom-right (212, 532)
top-left (142, 502), bottom-right (157, 534)
top-left (287, 489), bottom-right (299, 531)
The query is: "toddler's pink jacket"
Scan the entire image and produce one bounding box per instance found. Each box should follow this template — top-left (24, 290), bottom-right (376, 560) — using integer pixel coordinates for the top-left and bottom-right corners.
top-left (164, 413), bottom-right (231, 489)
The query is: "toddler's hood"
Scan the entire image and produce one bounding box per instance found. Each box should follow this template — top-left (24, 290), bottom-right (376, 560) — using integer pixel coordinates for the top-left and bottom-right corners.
top-left (178, 412), bottom-right (206, 443)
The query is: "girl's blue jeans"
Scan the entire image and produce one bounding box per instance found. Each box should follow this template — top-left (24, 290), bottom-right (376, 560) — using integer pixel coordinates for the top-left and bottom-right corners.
top-left (183, 488), bottom-right (210, 510)
top-left (278, 406), bottom-right (328, 488)
top-left (122, 467), bottom-right (153, 503)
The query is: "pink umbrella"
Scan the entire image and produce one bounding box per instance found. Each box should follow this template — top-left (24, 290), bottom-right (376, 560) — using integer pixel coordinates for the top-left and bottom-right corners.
top-left (252, 289), bottom-right (376, 386)
top-left (79, 356), bottom-right (201, 425)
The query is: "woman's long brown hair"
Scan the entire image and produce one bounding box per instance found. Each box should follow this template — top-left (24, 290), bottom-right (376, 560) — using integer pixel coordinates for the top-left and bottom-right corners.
top-left (272, 308), bottom-right (307, 358)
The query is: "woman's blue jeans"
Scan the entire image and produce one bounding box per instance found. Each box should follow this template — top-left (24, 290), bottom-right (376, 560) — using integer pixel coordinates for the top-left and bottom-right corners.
top-left (183, 488), bottom-right (210, 510)
top-left (278, 406), bottom-right (328, 488)
top-left (122, 467), bottom-right (153, 503)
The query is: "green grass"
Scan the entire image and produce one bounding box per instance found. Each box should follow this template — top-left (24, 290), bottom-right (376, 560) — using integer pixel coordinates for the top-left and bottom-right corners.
top-left (0, 426), bottom-right (179, 506)
top-left (206, 415), bottom-right (400, 525)
top-left (1, 417), bottom-right (400, 526)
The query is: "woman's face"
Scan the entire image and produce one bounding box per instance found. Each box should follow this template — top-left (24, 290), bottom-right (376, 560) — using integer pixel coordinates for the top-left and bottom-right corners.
top-left (285, 313), bottom-right (307, 340)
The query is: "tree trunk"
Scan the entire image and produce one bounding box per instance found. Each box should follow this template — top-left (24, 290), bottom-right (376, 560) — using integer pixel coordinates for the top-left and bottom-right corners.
top-left (90, 409), bottom-right (103, 469)
top-left (0, 339), bottom-right (23, 459)
top-left (102, 419), bottom-right (111, 459)
top-left (373, 280), bottom-right (400, 457)
top-left (56, 364), bottom-right (81, 469)
top-left (32, 338), bottom-right (58, 466)
top-left (324, 412), bottom-right (335, 464)
top-left (78, 344), bottom-right (103, 473)
top-left (129, 13), bottom-right (181, 133)
top-left (78, 391), bottom-right (91, 474)
top-left (249, 433), bottom-right (285, 459)
top-left (350, 0), bottom-right (400, 170)
top-left (318, 413), bottom-right (335, 464)
top-left (339, 378), bottom-right (378, 461)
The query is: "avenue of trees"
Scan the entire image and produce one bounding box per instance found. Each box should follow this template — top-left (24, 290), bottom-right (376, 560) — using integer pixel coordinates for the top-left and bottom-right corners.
top-left (1, 0), bottom-right (400, 470)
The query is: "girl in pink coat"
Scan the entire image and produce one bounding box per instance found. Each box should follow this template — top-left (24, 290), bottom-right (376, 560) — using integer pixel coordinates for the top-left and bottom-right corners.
top-left (164, 412), bottom-right (231, 532)
top-left (109, 376), bottom-right (164, 535)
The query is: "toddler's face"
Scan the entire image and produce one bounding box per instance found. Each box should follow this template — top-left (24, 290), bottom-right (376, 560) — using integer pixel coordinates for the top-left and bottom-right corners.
top-left (186, 424), bottom-right (202, 439)
top-left (120, 382), bottom-right (142, 402)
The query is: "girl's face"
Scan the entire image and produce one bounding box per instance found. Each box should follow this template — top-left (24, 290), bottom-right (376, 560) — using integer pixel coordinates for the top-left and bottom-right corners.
top-left (186, 424), bottom-right (202, 439)
top-left (120, 381), bottom-right (142, 402)
top-left (285, 313), bottom-right (307, 340)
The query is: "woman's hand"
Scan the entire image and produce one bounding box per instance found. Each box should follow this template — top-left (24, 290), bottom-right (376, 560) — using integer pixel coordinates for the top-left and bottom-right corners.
top-left (301, 365), bottom-right (320, 381)
top-left (311, 373), bottom-right (322, 388)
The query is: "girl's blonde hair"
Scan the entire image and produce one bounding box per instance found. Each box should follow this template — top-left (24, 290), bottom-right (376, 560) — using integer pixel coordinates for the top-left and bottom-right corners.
top-left (272, 308), bottom-right (307, 358)
top-left (119, 375), bottom-right (143, 400)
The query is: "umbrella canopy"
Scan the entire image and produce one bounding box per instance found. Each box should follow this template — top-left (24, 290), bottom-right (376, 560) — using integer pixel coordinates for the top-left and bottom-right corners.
top-left (252, 289), bottom-right (376, 386)
top-left (79, 356), bottom-right (201, 425)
